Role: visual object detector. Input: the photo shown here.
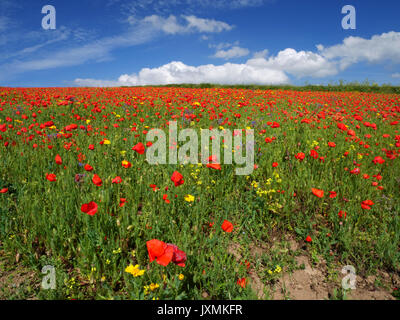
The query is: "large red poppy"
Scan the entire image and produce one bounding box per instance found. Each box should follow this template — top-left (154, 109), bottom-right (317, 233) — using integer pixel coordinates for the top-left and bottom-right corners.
top-left (84, 164), bottom-right (93, 171)
top-left (146, 239), bottom-right (187, 267)
top-left (132, 142), bottom-right (145, 154)
top-left (361, 200), bottom-right (374, 210)
top-left (171, 171), bottom-right (184, 187)
top-left (311, 188), bottom-right (324, 198)
top-left (92, 174), bottom-right (102, 186)
top-left (147, 239), bottom-right (173, 266)
top-left (221, 220), bottom-right (234, 233)
top-left (295, 152), bottom-right (305, 161)
top-left (55, 154), bottom-right (62, 165)
top-left (81, 201), bottom-right (98, 216)
top-left (46, 173), bottom-right (57, 182)
top-left (112, 176), bottom-right (122, 184)
top-left (206, 163), bottom-right (221, 170)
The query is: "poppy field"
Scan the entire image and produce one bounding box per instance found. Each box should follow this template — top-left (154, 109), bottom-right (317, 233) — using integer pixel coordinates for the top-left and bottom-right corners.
top-left (0, 86), bottom-right (399, 299)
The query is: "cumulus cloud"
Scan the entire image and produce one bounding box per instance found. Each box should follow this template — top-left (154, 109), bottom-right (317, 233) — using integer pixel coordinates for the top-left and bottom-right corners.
top-left (213, 46), bottom-right (250, 59)
top-left (73, 47), bottom-right (339, 87)
top-left (74, 60), bottom-right (289, 86)
top-left (254, 48), bottom-right (337, 78)
top-left (252, 49), bottom-right (269, 58)
top-left (318, 31), bottom-right (400, 70)
top-left (73, 31), bottom-right (400, 87)
top-left (392, 73), bottom-right (400, 78)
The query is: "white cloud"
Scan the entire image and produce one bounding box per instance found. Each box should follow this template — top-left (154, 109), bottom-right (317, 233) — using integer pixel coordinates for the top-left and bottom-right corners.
top-left (318, 31), bottom-right (400, 70)
top-left (213, 46), bottom-right (250, 59)
top-left (209, 41), bottom-right (239, 50)
top-left (132, 14), bottom-right (233, 34)
top-left (183, 15), bottom-right (233, 33)
top-left (0, 14), bottom-right (232, 80)
top-left (392, 73), bottom-right (400, 78)
top-left (255, 48), bottom-right (337, 78)
top-left (252, 49), bottom-right (269, 58)
top-left (74, 60), bottom-right (289, 86)
top-left (74, 47), bottom-right (338, 86)
top-left (139, 15), bottom-right (186, 34)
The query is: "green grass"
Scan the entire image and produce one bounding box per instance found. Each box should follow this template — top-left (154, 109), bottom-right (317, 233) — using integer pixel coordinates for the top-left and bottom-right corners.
top-left (0, 86), bottom-right (399, 299)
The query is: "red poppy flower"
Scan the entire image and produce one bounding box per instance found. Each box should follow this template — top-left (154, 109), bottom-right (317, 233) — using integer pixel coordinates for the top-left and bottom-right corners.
top-left (311, 188), bottom-right (324, 198)
top-left (372, 156), bottom-right (385, 164)
top-left (84, 164), bottom-right (93, 171)
top-left (168, 243), bottom-right (187, 267)
top-left (305, 235), bottom-right (312, 242)
top-left (208, 155), bottom-right (218, 163)
top-left (237, 278), bottom-right (247, 288)
top-left (338, 210), bottom-right (347, 219)
top-left (46, 173), bottom-right (57, 182)
top-left (295, 152), bottom-right (305, 161)
top-left (81, 201), bottom-right (98, 216)
top-left (92, 174), bottom-right (102, 186)
top-left (347, 129), bottom-right (356, 136)
top-left (119, 198), bottom-right (127, 207)
top-left (221, 220), bottom-right (234, 233)
top-left (328, 142), bottom-right (336, 147)
top-left (171, 171), bottom-right (184, 187)
top-left (112, 176), bottom-right (122, 184)
top-left (149, 184), bottom-right (159, 191)
top-left (55, 154), bottom-right (62, 165)
top-left (206, 163), bottom-right (221, 170)
top-left (162, 194), bottom-right (170, 204)
top-left (121, 160), bottom-right (132, 168)
top-left (88, 144), bottom-right (94, 150)
top-left (0, 188), bottom-right (8, 193)
top-left (361, 200), bottom-right (374, 210)
top-left (329, 191), bottom-right (337, 198)
top-left (132, 142), bottom-right (145, 154)
top-left (146, 239), bottom-right (174, 267)
top-left (310, 149), bottom-right (319, 159)
top-left (272, 162), bottom-right (278, 167)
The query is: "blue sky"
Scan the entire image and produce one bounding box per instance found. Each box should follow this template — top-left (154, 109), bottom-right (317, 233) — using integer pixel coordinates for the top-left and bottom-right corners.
top-left (0, 0), bottom-right (400, 87)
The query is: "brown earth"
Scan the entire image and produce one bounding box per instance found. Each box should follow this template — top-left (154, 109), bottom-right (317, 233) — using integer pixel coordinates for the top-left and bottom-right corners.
top-left (227, 238), bottom-right (398, 300)
top-left (0, 250), bottom-right (40, 300)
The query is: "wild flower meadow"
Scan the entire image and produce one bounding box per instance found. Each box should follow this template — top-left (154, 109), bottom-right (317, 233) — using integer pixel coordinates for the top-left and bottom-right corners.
top-left (0, 86), bottom-right (399, 299)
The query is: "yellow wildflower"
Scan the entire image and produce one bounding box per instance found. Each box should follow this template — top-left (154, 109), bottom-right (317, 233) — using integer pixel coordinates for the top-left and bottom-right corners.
top-left (184, 194), bottom-right (195, 202)
top-left (125, 264), bottom-right (145, 277)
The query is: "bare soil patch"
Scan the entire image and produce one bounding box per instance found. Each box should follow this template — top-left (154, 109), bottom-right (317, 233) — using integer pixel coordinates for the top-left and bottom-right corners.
top-left (227, 238), bottom-right (397, 300)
